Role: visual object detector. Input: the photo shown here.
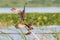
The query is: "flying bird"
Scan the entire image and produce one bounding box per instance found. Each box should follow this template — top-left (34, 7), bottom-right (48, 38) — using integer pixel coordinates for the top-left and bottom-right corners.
top-left (11, 3), bottom-right (36, 35)
top-left (11, 3), bottom-right (27, 22)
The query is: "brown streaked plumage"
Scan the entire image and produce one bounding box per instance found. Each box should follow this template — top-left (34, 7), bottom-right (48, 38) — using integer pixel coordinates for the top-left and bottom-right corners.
top-left (11, 8), bottom-right (21, 14)
top-left (11, 3), bottom-right (27, 22)
top-left (11, 3), bottom-right (35, 35)
top-left (15, 20), bottom-right (34, 35)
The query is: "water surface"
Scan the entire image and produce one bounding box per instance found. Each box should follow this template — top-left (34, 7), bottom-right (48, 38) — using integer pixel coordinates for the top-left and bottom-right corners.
top-left (0, 7), bottom-right (60, 13)
top-left (0, 25), bottom-right (60, 40)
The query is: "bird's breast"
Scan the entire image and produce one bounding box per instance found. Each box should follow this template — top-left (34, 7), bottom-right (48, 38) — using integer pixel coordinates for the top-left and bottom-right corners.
top-left (17, 24), bottom-right (26, 28)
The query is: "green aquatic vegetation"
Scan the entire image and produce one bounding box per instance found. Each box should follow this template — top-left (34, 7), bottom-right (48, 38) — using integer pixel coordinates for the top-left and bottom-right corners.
top-left (0, 13), bottom-right (60, 26)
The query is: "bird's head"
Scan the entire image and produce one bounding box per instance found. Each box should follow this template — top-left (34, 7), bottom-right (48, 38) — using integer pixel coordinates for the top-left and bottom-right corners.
top-left (11, 8), bottom-right (21, 14)
top-left (11, 8), bottom-right (16, 11)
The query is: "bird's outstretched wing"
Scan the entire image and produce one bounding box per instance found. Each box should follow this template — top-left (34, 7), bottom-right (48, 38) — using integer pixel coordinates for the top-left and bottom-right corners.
top-left (20, 3), bottom-right (27, 22)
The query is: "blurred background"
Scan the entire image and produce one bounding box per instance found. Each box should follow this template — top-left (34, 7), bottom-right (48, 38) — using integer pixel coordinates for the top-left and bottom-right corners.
top-left (0, 0), bottom-right (60, 26)
top-left (0, 0), bottom-right (60, 40)
top-left (0, 0), bottom-right (60, 7)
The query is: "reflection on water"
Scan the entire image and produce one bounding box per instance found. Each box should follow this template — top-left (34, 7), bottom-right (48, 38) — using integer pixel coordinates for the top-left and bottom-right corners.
top-left (0, 25), bottom-right (60, 40)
